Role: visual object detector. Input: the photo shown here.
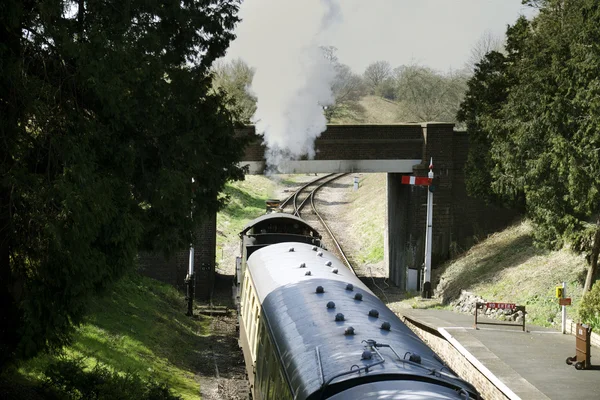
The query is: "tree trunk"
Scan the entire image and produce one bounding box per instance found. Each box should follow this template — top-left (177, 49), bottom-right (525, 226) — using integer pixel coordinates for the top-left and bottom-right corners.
top-left (583, 216), bottom-right (600, 293)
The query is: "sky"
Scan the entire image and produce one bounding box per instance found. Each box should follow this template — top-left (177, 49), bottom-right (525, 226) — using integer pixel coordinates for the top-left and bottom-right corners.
top-left (225, 0), bottom-right (536, 74)
top-left (223, 0), bottom-right (537, 171)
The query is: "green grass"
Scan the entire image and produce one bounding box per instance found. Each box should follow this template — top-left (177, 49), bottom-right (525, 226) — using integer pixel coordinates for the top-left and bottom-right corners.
top-left (17, 274), bottom-right (211, 400)
top-left (217, 175), bottom-right (277, 236)
top-left (329, 96), bottom-right (404, 124)
top-left (216, 174), bottom-right (317, 273)
top-left (216, 175), bottom-right (276, 272)
top-left (346, 173), bottom-right (387, 265)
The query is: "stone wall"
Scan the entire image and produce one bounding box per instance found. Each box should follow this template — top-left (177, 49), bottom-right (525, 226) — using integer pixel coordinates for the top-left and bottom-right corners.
top-left (450, 131), bottom-right (518, 253)
top-left (403, 317), bottom-right (509, 400)
top-left (400, 125), bottom-right (519, 279)
top-left (237, 124), bottom-right (424, 162)
top-left (138, 214), bottom-right (217, 300)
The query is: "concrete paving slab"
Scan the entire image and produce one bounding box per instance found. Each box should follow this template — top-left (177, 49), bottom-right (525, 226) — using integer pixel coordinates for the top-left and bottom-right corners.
top-left (398, 309), bottom-right (600, 400)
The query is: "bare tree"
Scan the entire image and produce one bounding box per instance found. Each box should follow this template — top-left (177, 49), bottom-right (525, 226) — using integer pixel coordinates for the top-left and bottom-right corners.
top-left (320, 45), bottom-right (339, 64)
top-left (466, 30), bottom-right (505, 72)
top-left (331, 64), bottom-right (364, 105)
top-left (395, 64), bottom-right (468, 123)
top-left (320, 47), bottom-right (366, 121)
top-left (363, 61), bottom-right (392, 94)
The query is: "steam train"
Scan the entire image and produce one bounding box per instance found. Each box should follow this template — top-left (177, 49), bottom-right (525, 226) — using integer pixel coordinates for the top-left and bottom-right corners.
top-left (234, 212), bottom-right (479, 399)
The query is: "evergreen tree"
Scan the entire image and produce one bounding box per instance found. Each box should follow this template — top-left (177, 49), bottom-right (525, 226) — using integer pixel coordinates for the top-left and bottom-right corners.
top-left (0, 0), bottom-right (245, 366)
top-left (458, 1), bottom-right (600, 291)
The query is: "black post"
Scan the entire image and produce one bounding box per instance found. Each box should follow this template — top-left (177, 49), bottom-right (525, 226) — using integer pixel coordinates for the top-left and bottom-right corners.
top-left (185, 273), bottom-right (195, 316)
top-left (421, 281), bottom-right (432, 299)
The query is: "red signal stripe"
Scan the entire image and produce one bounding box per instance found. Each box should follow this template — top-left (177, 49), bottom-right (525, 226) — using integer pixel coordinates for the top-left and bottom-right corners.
top-left (401, 176), bottom-right (432, 186)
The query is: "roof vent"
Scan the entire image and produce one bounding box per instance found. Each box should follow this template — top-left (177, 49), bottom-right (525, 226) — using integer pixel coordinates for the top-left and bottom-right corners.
top-left (317, 252), bottom-right (323, 257)
top-left (327, 301), bottom-right (336, 309)
top-left (368, 309), bottom-right (379, 318)
top-left (344, 326), bottom-right (355, 335)
top-left (335, 313), bottom-right (345, 321)
top-left (305, 271), bottom-right (312, 276)
top-left (316, 285), bottom-right (324, 293)
top-left (361, 350), bottom-right (373, 360)
top-left (288, 247), bottom-right (294, 252)
top-left (409, 353), bottom-right (422, 364)
top-left (381, 322), bottom-right (391, 331)
top-left (325, 261), bottom-right (332, 267)
top-left (354, 293), bottom-right (363, 301)
top-left (345, 283), bottom-right (354, 291)
top-left (332, 268), bottom-right (339, 274)
top-left (299, 262), bottom-right (306, 268)
top-left (312, 246), bottom-right (318, 251)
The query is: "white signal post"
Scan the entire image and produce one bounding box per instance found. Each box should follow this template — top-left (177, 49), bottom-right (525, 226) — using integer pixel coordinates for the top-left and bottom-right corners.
top-left (188, 247), bottom-right (195, 279)
top-left (186, 177), bottom-right (196, 316)
top-left (189, 178), bottom-right (195, 277)
top-left (422, 158), bottom-right (434, 299)
top-left (561, 281), bottom-right (567, 334)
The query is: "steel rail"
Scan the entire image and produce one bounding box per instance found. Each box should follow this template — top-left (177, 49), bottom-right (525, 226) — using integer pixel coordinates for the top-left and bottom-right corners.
top-left (309, 173), bottom-right (356, 276)
top-left (278, 173), bottom-right (336, 216)
top-left (277, 173), bottom-right (356, 275)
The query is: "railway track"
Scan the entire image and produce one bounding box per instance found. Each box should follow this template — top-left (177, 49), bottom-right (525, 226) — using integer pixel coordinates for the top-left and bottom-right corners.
top-left (278, 173), bottom-right (336, 217)
top-left (279, 174), bottom-right (356, 275)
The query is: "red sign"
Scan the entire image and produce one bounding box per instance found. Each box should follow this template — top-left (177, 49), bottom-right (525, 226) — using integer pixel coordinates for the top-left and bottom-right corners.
top-left (485, 302), bottom-right (516, 310)
top-left (401, 176), bottom-right (432, 186)
top-left (559, 298), bottom-right (572, 306)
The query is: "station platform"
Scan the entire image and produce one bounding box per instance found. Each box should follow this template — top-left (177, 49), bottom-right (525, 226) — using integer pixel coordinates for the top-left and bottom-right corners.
top-left (397, 308), bottom-right (599, 400)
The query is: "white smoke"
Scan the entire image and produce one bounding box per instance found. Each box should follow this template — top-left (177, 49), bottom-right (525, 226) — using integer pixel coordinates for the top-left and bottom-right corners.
top-left (236, 0), bottom-right (342, 172)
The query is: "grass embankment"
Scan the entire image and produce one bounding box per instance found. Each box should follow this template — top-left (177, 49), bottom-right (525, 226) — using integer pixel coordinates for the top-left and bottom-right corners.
top-left (216, 175), bottom-right (277, 274)
top-left (13, 274), bottom-right (211, 399)
top-left (346, 173), bottom-right (387, 269)
top-left (435, 220), bottom-right (588, 327)
top-left (330, 95), bottom-right (402, 124)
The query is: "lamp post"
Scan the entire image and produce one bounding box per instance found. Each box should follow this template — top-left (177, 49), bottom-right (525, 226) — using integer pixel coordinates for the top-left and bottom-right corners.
top-left (422, 158), bottom-right (434, 299)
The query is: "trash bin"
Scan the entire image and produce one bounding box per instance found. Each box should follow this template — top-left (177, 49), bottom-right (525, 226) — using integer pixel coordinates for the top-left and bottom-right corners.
top-left (566, 323), bottom-right (592, 370)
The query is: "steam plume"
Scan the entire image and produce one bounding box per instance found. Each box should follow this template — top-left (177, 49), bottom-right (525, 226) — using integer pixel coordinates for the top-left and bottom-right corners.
top-left (236, 0), bottom-right (342, 172)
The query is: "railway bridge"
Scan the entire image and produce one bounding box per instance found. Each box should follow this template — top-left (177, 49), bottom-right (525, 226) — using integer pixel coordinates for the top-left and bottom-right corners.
top-left (140, 123), bottom-right (516, 298)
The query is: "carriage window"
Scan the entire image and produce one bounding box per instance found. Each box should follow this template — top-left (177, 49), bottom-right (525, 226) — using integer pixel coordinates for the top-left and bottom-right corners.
top-left (243, 287), bottom-right (251, 327)
top-left (266, 340), bottom-right (277, 400)
top-left (242, 277), bottom-right (251, 323)
top-left (251, 303), bottom-right (259, 358)
top-left (259, 326), bottom-right (271, 398)
top-left (248, 296), bottom-right (257, 356)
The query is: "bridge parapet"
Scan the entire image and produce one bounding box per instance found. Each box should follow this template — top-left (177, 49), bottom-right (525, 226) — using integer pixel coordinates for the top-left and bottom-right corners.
top-left (238, 124), bottom-right (425, 174)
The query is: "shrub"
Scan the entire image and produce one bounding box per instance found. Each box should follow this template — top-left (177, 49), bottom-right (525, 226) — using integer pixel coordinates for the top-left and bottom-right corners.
top-left (43, 358), bottom-right (182, 400)
top-left (579, 280), bottom-right (600, 331)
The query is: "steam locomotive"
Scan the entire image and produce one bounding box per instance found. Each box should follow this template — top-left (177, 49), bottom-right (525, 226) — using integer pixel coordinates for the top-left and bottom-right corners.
top-left (234, 212), bottom-right (479, 399)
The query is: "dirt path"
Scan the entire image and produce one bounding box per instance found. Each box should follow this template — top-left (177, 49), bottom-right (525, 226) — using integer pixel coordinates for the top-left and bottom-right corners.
top-left (196, 277), bottom-right (248, 400)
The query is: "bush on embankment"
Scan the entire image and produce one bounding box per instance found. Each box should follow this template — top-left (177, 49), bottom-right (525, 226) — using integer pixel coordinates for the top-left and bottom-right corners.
top-left (0, 358), bottom-right (181, 400)
top-left (1, 274), bottom-right (209, 400)
top-left (580, 281), bottom-right (600, 330)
